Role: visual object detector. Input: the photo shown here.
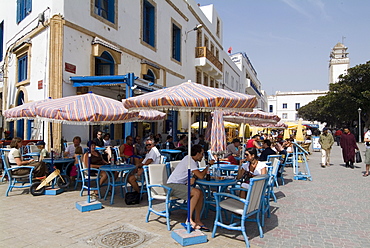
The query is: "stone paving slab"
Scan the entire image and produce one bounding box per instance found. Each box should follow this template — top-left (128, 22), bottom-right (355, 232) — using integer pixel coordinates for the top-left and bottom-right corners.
top-left (0, 144), bottom-right (369, 247)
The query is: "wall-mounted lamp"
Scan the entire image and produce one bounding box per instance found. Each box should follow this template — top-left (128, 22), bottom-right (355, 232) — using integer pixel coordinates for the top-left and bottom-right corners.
top-left (185, 24), bottom-right (203, 42)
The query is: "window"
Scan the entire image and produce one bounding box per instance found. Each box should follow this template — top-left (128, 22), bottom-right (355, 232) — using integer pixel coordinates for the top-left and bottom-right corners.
top-left (295, 103), bottom-right (300, 110)
top-left (269, 105), bottom-right (273, 113)
top-left (0, 21), bottom-right (3, 61)
top-left (172, 23), bottom-right (181, 62)
top-left (18, 54), bottom-right (28, 82)
top-left (204, 36), bottom-right (208, 49)
top-left (282, 103), bottom-right (287, 109)
top-left (143, 0), bottom-right (155, 47)
top-left (196, 70), bottom-right (201, 84)
top-left (196, 30), bottom-right (202, 47)
top-left (282, 113), bottom-right (287, 119)
top-left (94, 0), bottom-right (115, 23)
top-left (203, 74), bottom-right (208, 86)
top-left (143, 69), bottom-right (155, 83)
top-left (216, 18), bottom-right (220, 37)
top-left (95, 51), bottom-right (114, 76)
top-left (17, 0), bottom-right (32, 23)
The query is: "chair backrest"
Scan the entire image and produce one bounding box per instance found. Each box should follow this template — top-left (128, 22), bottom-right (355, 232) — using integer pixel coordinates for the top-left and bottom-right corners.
top-left (270, 158), bottom-right (280, 177)
top-left (169, 160), bottom-right (181, 173)
top-left (28, 145), bottom-right (40, 153)
top-left (267, 154), bottom-right (282, 163)
top-left (160, 155), bottom-right (167, 164)
top-left (1, 153), bottom-right (10, 171)
top-left (112, 146), bottom-right (122, 161)
top-left (144, 164), bottom-right (168, 196)
top-left (245, 174), bottom-right (269, 214)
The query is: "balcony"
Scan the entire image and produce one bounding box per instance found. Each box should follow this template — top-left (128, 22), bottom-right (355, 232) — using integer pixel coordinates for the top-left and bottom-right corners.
top-left (195, 47), bottom-right (223, 79)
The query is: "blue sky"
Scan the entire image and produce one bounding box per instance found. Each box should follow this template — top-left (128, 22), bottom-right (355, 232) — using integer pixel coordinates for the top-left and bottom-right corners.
top-left (197, 0), bottom-right (370, 95)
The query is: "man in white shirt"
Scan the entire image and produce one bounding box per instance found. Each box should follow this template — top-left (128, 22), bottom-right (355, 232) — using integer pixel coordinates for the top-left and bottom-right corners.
top-left (128, 139), bottom-right (160, 193)
top-left (64, 136), bottom-right (81, 158)
top-left (166, 144), bottom-right (210, 232)
top-left (363, 129), bottom-right (370, 177)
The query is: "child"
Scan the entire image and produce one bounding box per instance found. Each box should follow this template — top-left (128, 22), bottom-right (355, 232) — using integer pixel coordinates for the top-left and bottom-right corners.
top-left (36, 141), bottom-right (50, 161)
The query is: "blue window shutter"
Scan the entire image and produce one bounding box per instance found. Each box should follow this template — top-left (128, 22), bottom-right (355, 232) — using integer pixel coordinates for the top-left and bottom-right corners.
top-left (0, 22), bottom-right (3, 61)
top-left (16, 0), bottom-right (21, 23)
top-left (149, 7), bottom-right (155, 46)
top-left (26, 0), bottom-right (32, 15)
top-left (176, 27), bottom-right (181, 61)
top-left (108, 0), bottom-right (114, 23)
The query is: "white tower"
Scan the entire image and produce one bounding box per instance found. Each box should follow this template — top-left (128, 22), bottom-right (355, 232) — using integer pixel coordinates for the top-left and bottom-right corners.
top-left (329, 42), bottom-right (349, 84)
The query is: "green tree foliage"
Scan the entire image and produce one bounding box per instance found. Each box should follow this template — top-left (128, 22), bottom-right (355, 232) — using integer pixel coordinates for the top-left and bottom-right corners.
top-left (298, 61), bottom-right (370, 127)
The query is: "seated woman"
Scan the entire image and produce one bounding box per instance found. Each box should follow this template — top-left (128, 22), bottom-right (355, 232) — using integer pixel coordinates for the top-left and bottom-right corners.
top-left (8, 137), bottom-right (48, 177)
top-left (237, 147), bottom-right (267, 198)
top-left (83, 141), bottom-right (109, 191)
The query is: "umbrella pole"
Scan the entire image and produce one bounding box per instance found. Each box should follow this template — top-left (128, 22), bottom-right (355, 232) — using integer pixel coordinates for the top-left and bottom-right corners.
top-left (50, 122), bottom-right (54, 177)
top-left (87, 125), bottom-right (91, 203)
top-left (187, 111), bottom-right (192, 233)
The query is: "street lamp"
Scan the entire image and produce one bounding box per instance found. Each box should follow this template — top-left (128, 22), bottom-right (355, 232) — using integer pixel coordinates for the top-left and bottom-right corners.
top-left (358, 108), bottom-right (362, 142)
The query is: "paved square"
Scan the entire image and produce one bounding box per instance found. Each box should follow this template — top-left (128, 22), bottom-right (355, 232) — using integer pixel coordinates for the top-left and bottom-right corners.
top-left (1, 144), bottom-right (369, 247)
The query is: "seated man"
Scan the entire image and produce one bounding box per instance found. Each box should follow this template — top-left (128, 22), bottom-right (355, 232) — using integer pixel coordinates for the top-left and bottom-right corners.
top-left (119, 136), bottom-right (141, 164)
top-left (162, 135), bottom-right (175, 149)
top-left (128, 139), bottom-right (161, 193)
top-left (165, 144), bottom-right (210, 231)
top-left (259, 139), bottom-right (277, 161)
top-left (64, 136), bottom-right (81, 158)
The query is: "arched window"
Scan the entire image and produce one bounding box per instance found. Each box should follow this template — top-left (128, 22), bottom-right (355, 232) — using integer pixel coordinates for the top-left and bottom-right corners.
top-left (143, 69), bottom-right (155, 83)
top-left (95, 51), bottom-right (114, 75)
top-left (16, 91), bottom-right (25, 138)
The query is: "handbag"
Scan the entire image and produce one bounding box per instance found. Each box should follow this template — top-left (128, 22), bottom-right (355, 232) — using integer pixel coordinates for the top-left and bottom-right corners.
top-left (355, 151), bottom-right (362, 163)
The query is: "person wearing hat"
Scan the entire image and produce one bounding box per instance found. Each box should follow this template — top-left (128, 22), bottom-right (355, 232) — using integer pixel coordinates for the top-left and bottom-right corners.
top-left (36, 141), bottom-right (50, 161)
top-left (319, 127), bottom-right (334, 168)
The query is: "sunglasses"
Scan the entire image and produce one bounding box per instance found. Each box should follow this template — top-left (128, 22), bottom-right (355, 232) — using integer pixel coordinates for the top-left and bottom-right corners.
top-left (245, 153), bottom-right (251, 156)
top-left (146, 144), bottom-right (153, 146)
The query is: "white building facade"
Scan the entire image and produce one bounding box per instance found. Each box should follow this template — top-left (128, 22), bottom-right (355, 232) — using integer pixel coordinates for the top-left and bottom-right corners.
top-left (230, 52), bottom-right (267, 111)
top-left (0, 0), bottom-right (265, 146)
top-left (268, 90), bottom-right (328, 123)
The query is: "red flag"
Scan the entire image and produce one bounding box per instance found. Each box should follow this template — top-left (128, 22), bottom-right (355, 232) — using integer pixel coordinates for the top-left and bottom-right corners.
top-left (227, 47), bottom-right (232, 54)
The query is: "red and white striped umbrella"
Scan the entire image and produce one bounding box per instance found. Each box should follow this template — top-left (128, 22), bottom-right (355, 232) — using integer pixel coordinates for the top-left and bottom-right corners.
top-left (34, 93), bottom-right (165, 125)
top-left (223, 110), bottom-right (280, 125)
top-left (210, 110), bottom-right (227, 153)
top-left (3, 98), bottom-right (52, 121)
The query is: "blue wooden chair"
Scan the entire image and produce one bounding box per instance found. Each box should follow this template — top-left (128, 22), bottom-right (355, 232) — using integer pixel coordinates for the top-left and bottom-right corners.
top-left (143, 164), bottom-right (187, 230)
top-left (278, 152), bottom-right (293, 185)
top-left (266, 155), bottom-right (283, 188)
top-left (212, 174), bottom-right (269, 248)
top-left (1, 152), bottom-right (35, 196)
top-left (76, 155), bottom-right (101, 198)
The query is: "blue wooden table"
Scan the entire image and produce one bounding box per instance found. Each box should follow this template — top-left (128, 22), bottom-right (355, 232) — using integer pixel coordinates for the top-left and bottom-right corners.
top-left (196, 178), bottom-right (237, 218)
top-left (160, 149), bottom-right (182, 161)
top-left (42, 158), bottom-right (75, 175)
top-left (99, 164), bottom-right (136, 205)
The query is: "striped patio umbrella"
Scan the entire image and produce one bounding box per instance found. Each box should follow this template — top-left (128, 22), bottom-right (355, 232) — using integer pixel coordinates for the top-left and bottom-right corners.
top-left (123, 81), bottom-right (257, 233)
top-left (204, 117), bottom-right (212, 142)
top-left (210, 110), bottom-right (227, 154)
top-left (123, 81), bottom-right (257, 112)
top-left (223, 110), bottom-right (280, 126)
top-left (3, 98), bottom-right (52, 121)
top-left (34, 93), bottom-right (166, 124)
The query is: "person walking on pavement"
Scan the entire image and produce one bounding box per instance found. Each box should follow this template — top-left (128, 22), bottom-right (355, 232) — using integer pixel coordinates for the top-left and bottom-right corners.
top-left (340, 127), bottom-right (359, 168)
top-left (363, 129), bottom-right (370, 177)
top-left (319, 127), bottom-right (334, 168)
top-left (334, 129), bottom-right (342, 146)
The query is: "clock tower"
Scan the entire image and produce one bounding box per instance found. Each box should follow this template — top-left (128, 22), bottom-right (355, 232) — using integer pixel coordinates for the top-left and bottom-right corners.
top-left (329, 42), bottom-right (349, 84)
